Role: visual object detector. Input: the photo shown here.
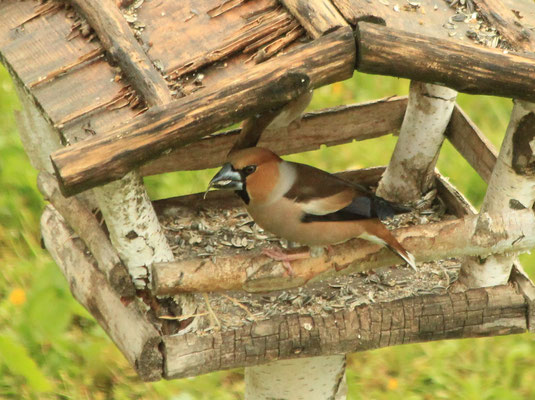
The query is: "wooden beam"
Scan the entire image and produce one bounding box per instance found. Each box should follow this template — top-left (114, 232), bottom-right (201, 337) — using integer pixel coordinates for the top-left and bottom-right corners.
top-left (41, 205), bottom-right (163, 381)
top-left (472, 0), bottom-right (535, 52)
top-left (355, 22), bottom-right (535, 102)
top-left (446, 104), bottom-right (499, 184)
top-left (37, 172), bottom-right (135, 298)
top-left (152, 197), bottom-right (535, 294)
top-left (163, 282), bottom-right (530, 379)
top-left (70, 0), bottom-right (173, 106)
top-left (50, 28), bottom-right (356, 196)
top-left (280, 0), bottom-right (349, 38)
top-left (140, 96), bottom-right (407, 175)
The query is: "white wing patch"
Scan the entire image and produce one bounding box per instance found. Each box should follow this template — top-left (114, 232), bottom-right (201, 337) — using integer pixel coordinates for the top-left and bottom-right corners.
top-left (266, 162), bottom-right (297, 205)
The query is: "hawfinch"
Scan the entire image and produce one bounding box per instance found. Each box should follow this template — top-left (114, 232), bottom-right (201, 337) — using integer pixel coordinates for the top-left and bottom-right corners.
top-left (207, 147), bottom-right (416, 270)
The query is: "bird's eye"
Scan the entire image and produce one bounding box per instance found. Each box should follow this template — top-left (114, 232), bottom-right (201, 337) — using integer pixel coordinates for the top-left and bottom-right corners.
top-left (243, 165), bottom-right (256, 175)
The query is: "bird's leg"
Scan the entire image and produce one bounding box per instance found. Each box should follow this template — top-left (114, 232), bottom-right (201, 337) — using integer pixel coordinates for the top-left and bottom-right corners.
top-left (261, 247), bottom-right (310, 276)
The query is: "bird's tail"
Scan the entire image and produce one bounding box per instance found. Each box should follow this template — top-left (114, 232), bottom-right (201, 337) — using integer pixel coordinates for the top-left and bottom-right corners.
top-left (358, 222), bottom-right (417, 270)
top-left (386, 242), bottom-right (417, 271)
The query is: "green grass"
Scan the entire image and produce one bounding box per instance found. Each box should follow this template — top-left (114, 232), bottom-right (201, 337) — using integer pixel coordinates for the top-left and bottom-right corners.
top-left (1, 63), bottom-right (534, 399)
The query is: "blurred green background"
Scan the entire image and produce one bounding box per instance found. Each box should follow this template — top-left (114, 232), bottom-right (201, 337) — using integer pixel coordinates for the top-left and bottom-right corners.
top-left (1, 63), bottom-right (534, 399)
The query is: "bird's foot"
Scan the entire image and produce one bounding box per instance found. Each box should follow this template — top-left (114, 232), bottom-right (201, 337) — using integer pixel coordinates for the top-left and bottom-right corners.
top-left (262, 247), bottom-right (310, 276)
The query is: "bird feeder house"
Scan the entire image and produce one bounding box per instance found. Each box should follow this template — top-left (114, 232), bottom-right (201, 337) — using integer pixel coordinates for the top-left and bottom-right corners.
top-left (2, 0), bottom-right (535, 395)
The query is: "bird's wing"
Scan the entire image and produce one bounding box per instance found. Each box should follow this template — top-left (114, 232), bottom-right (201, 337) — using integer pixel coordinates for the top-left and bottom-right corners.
top-left (284, 162), bottom-right (385, 222)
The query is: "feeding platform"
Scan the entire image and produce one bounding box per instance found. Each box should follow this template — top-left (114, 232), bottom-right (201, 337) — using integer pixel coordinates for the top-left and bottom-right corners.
top-left (2, 0), bottom-right (535, 391)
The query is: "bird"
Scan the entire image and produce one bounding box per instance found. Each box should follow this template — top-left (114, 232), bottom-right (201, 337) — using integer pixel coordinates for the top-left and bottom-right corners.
top-left (206, 147), bottom-right (416, 273)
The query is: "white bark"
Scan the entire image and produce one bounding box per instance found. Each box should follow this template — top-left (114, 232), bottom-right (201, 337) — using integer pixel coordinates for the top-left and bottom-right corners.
top-left (245, 355), bottom-right (347, 400)
top-left (92, 171), bottom-right (174, 288)
top-left (377, 81), bottom-right (458, 203)
top-left (459, 100), bottom-right (535, 287)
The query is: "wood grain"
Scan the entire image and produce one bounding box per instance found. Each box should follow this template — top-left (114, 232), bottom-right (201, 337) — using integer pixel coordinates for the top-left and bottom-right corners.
top-left (70, 0), bottom-right (173, 106)
top-left (356, 22), bottom-right (535, 102)
top-left (280, 0), bottom-right (348, 38)
top-left (163, 281), bottom-right (531, 378)
top-left (473, 0), bottom-right (535, 52)
top-left (51, 28), bottom-right (356, 196)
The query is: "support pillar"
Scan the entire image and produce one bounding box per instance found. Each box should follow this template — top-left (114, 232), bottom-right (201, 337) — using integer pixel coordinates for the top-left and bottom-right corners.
top-left (377, 81), bottom-right (458, 203)
top-left (458, 100), bottom-right (535, 287)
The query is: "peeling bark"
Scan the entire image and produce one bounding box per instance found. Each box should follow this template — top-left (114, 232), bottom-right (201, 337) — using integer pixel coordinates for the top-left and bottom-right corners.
top-left (377, 82), bottom-right (457, 203)
top-left (459, 101), bottom-right (535, 288)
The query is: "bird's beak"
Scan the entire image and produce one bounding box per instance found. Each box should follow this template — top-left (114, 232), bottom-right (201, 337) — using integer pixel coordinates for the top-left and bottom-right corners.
top-left (205, 163), bottom-right (243, 198)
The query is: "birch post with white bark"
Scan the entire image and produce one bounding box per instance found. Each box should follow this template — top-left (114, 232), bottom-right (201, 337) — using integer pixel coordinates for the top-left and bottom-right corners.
top-left (458, 100), bottom-right (535, 287)
top-left (376, 81), bottom-right (458, 203)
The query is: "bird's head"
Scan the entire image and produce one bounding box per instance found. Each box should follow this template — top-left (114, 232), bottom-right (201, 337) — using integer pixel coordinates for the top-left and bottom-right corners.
top-left (206, 147), bottom-right (282, 204)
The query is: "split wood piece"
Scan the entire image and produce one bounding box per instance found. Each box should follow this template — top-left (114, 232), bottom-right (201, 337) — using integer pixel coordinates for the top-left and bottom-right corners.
top-left (70, 0), bottom-right (173, 106)
top-left (140, 96), bottom-right (408, 175)
top-left (279, 0), bottom-right (349, 38)
top-left (377, 82), bottom-right (457, 203)
top-left (355, 22), bottom-right (535, 103)
top-left (152, 206), bottom-right (535, 294)
top-left (166, 6), bottom-right (294, 79)
top-left (51, 27), bottom-right (356, 196)
top-left (445, 104), bottom-right (499, 184)
top-left (458, 100), bottom-right (535, 288)
top-left (41, 205), bottom-right (163, 381)
top-left (37, 172), bottom-right (135, 298)
top-left (473, 0), bottom-right (535, 52)
top-left (163, 283), bottom-right (531, 379)
top-left (28, 47), bottom-right (105, 88)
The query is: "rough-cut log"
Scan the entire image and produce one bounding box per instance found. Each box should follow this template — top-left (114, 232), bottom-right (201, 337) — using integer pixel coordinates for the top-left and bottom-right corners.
top-left (41, 205), bottom-right (163, 381)
top-left (245, 356), bottom-right (346, 399)
top-left (70, 0), bottom-right (173, 106)
top-left (50, 26), bottom-right (356, 196)
top-left (446, 104), bottom-right (499, 184)
top-left (458, 101), bottom-right (535, 288)
top-left (280, 0), bottom-right (348, 38)
top-left (376, 82), bottom-right (457, 203)
top-left (472, 0), bottom-right (535, 52)
top-left (152, 207), bottom-right (535, 294)
top-left (355, 22), bottom-right (535, 102)
top-left (37, 172), bottom-right (134, 298)
top-left (163, 281), bottom-right (531, 379)
top-left (140, 96), bottom-right (407, 175)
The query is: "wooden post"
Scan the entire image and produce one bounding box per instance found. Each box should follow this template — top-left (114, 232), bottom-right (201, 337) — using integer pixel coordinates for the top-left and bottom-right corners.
top-left (458, 100), bottom-right (535, 287)
top-left (377, 81), bottom-right (457, 203)
top-left (245, 356), bottom-right (347, 400)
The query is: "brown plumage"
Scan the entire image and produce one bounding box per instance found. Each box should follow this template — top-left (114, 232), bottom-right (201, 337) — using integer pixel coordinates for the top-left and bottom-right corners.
top-left (208, 147), bottom-right (416, 270)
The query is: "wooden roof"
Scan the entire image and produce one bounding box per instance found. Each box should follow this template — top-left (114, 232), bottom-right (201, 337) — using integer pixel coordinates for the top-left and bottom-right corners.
top-left (1, 0), bottom-right (535, 195)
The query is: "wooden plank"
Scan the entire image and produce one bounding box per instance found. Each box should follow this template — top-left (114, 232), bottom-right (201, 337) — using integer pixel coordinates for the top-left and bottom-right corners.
top-left (70, 0), bottom-right (173, 106)
top-left (473, 0), bottom-right (535, 52)
top-left (280, 0), bottom-right (349, 38)
top-left (0, 1), bottom-right (142, 144)
top-left (163, 284), bottom-right (529, 378)
top-left (140, 96), bottom-right (408, 175)
top-left (50, 28), bottom-right (356, 196)
top-left (135, 0), bottom-right (279, 75)
top-left (355, 22), bottom-right (535, 102)
top-left (446, 104), bottom-right (498, 183)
